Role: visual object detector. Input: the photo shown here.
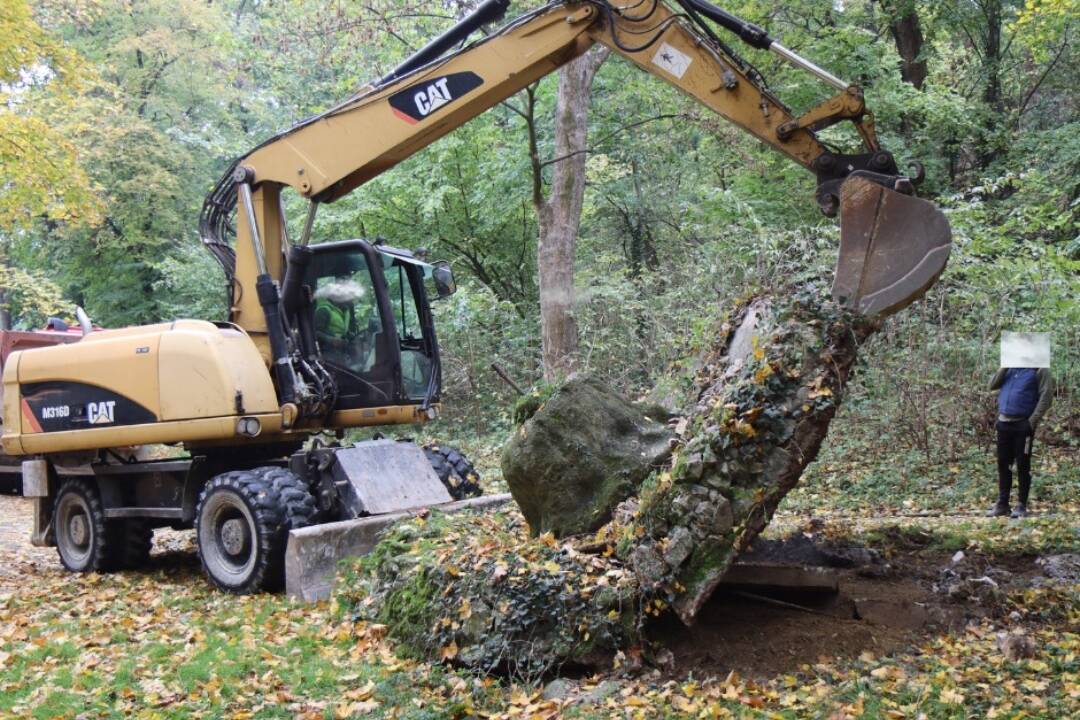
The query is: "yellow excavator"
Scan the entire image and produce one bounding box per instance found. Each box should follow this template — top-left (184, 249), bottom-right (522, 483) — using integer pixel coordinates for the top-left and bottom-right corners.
top-left (0, 0), bottom-right (951, 594)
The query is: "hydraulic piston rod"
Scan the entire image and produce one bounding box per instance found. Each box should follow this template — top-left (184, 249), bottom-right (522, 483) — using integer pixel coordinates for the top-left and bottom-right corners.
top-left (378, 0), bottom-right (511, 85)
top-left (768, 42), bottom-right (848, 92)
top-left (678, 0), bottom-right (849, 90)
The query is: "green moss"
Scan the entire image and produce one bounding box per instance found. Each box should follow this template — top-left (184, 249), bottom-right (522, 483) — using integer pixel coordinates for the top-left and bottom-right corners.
top-left (511, 383), bottom-right (557, 425)
top-left (375, 569), bottom-right (443, 657)
top-left (676, 536), bottom-right (735, 594)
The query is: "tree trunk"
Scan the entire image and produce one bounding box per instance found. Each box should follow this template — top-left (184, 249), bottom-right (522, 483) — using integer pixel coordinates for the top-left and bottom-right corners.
top-left (978, 0), bottom-right (1004, 167)
top-left (347, 290), bottom-right (880, 676)
top-left (533, 49), bottom-right (607, 381)
top-left (0, 254), bottom-right (10, 330)
top-left (982, 0), bottom-right (1003, 112)
top-left (883, 1), bottom-right (927, 90)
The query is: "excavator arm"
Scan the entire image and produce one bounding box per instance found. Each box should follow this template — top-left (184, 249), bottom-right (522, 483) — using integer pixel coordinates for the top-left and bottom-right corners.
top-left (200, 0), bottom-right (951, 417)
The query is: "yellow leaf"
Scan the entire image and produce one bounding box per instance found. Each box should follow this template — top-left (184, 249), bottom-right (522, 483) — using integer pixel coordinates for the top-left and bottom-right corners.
top-left (439, 642), bottom-right (459, 661)
top-left (754, 364), bottom-right (773, 383)
top-left (732, 420), bottom-right (757, 438)
top-left (940, 688), bottom-right (964, 705)
top-left (344, 680), bottom-right (375, 701)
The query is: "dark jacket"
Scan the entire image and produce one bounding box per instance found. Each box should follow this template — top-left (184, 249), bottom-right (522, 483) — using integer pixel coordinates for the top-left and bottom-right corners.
top-left (989, 367), bottom-right (1053, 428)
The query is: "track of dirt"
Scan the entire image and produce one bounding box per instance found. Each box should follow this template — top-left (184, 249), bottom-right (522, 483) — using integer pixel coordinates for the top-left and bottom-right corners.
top-left (646, 534), bottom-right (1049, 680)
top-left (0, 494), bottom-right (198, 594)
top-left (651, 570), bottom-right (939, 679)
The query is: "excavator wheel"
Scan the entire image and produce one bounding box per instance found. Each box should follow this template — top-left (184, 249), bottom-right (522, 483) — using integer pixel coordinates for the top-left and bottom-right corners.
top-left (423, 445), bottom-right (482, 500)
top-left (114, 519), bottom-right (153, 570)
top-left (54, 478), bottom-right (118, 573)
top-left (196, 467), bottom-right (317, 593)
top-left (54, 478), bottom-right (154, 572)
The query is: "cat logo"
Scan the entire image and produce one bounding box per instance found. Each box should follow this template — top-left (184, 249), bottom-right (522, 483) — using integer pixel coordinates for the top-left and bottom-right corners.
top-left (413, 77), bottom-right (452, 117)
top-left (389, 72), bottom-right (483, 124)
top-left (88, 400), bottom-right (116, 425)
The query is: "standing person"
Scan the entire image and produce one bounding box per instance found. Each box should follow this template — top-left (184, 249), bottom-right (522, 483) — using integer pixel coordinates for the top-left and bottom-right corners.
top-left (987, 367), bottom-right (1053, 518)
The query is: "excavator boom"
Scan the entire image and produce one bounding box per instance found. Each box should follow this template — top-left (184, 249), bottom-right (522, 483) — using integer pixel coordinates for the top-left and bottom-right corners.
top-left (203, 0), bottom-right (950, 348)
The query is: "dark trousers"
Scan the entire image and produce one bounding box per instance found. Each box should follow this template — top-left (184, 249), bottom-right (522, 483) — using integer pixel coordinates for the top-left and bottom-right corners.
top-left (996, 419), bottom-right (1033, 506)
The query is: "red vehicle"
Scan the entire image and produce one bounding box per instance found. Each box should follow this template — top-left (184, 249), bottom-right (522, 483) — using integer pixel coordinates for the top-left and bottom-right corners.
top-left (0, 319), bottom-right (87, 492)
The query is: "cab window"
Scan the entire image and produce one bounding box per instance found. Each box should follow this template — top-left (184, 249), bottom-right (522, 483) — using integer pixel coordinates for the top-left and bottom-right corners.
top-left (384, 260), bottom-right (434, 400)
top-left (304, 248), bottom-right (393, 406)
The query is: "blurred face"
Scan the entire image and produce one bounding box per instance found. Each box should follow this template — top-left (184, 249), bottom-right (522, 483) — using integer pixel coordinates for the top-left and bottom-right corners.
top-left (314, 278), bottom-right (366, 305)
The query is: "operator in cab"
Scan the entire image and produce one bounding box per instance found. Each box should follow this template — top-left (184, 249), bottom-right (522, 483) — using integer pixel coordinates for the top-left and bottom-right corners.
top-left (313, 278), bottom-right (369, 369)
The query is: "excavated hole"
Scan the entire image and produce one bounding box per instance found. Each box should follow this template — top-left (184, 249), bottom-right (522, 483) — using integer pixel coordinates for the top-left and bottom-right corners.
top-left (642, 535), bottom-right (1035, 681)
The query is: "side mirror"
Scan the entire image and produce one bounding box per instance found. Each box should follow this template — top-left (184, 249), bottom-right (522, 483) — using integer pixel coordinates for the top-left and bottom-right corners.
top-left (432, 261), bottom-right (456, 299)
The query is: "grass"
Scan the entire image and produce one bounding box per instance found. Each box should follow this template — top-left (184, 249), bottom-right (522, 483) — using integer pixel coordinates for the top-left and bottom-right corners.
top-left (785, 444), bottom-right (1079, 515)
top-left (1, 431), bottom-right (1078, 718)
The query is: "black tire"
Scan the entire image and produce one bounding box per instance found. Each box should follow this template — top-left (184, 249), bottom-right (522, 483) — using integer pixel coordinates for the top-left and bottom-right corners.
top-left (195, 467), bottom-right (316, 594)
top-left (114, 519), bottom-right (153, 569)
top-left (54, 478), bottom-right (115, 573)
top-left (423, 445), bottom-right (482, 500)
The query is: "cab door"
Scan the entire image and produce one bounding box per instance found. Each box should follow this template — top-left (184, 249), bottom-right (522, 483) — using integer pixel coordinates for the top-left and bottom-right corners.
top-left (303, 241), bottom-right (401, 409)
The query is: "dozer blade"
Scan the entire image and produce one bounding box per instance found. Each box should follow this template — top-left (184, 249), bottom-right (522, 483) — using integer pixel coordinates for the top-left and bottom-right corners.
top-left (281, 440), bottom-right (514, 601)
top-left (285, 493), bottom-right (513, 601)
top-left (832, 175), bottom-right (952, 317)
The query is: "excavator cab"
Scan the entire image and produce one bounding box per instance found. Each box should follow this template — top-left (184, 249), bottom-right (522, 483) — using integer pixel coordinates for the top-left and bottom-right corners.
top-left (299, 241), bottom-right (451, 412)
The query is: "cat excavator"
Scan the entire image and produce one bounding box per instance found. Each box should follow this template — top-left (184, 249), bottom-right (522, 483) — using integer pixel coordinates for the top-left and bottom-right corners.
top-left (1, 0), bottom-right (951, 595)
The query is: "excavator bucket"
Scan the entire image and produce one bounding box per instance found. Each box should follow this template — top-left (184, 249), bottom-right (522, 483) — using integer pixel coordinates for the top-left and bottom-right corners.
top-left (832, 175), bottom-right (952, 317)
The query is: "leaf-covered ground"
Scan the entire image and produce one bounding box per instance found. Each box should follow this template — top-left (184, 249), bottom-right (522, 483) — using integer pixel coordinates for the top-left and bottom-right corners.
top-left (1, 491), bottom-right (1077, 719)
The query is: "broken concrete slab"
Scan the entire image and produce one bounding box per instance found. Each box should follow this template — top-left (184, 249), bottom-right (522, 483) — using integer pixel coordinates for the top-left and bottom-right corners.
top-left (619, 293), bottom-right (878, 625)
top-left (285, 493), bottom-right (513, 601)
top-left (719, 563), bottom-right (840, 595)
top-left (738, 535), bottom-right (883, 570)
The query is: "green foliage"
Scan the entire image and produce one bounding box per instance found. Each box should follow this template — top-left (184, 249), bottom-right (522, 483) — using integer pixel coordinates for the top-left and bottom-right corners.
top-left (0, 0), bottom-right (101, 233)
top-left (6, 0), bottom-right (1075, 485)
top-left (0, 262), bottom-right (67, 328)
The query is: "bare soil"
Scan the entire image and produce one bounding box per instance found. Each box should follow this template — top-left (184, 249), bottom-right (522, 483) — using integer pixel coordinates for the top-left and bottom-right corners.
top-left (651, 573), bottom-right (926, 680)
top-left (647, 543), bottom-right (1044, 681)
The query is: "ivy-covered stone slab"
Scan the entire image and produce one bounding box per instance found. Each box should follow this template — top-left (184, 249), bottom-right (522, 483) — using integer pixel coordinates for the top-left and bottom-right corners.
top-left (617, 290), bottom-right (876, 623)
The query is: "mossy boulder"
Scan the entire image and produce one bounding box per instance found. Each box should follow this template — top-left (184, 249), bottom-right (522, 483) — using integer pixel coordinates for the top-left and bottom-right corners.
top-left (501, 376), bottom-right (674, 538)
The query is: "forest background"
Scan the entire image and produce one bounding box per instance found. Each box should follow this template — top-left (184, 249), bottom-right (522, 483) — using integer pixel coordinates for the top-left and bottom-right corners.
top-left (2, 0), bottom-right (1077, 510)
